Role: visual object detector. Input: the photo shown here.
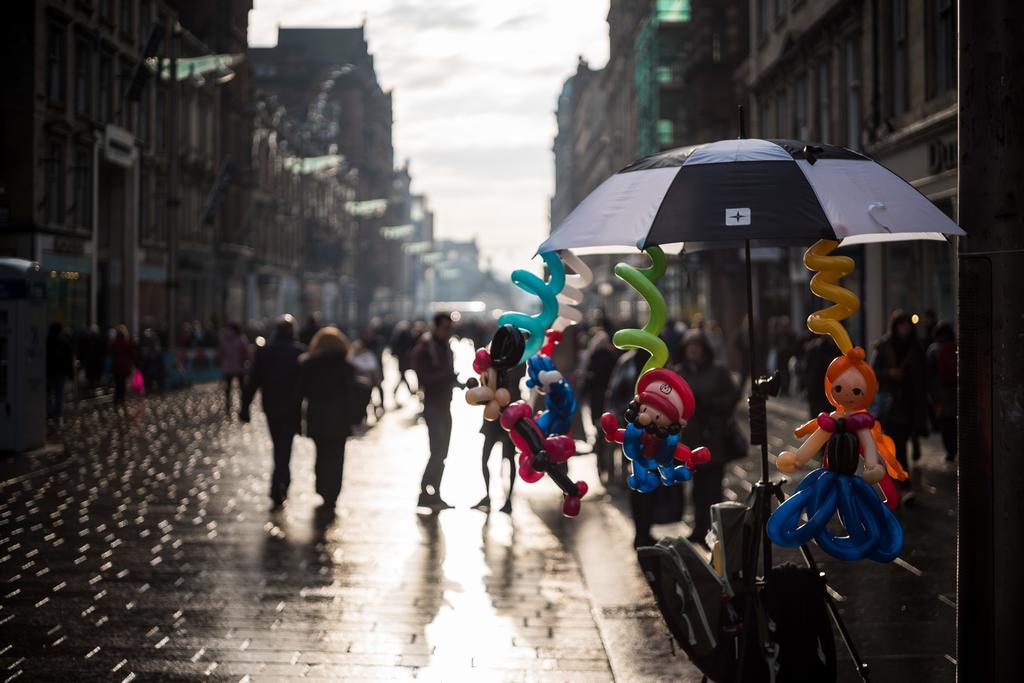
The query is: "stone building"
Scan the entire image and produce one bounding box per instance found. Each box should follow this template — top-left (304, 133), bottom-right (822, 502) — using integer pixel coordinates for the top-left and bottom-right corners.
top-left (0, 0), bottom-right (254, 339)
top-left (250, 27), bottom-right (401, 325)
top-left (747, 0), bottom-right (958, 345)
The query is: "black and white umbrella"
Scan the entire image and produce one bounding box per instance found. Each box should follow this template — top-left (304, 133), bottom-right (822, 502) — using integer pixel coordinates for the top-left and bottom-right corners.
top-left (539, 137), bottom-right (964, 254)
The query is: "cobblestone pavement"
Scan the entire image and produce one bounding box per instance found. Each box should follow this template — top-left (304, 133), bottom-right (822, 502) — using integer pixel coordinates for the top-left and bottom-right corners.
top-left (0, 376), bottom-right (617, 681)
top-left (0, 343), bottom-right (956, 682)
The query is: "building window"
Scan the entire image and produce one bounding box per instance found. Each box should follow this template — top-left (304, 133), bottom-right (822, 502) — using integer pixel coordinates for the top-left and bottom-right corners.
top-left (928, 0), bottom-right (956, 98)
top-left (98, 52), bottom-right (113, 123)
top-left (818, 59), bottom-right (831, 142)
top-left (793, 74), bottom-right (807, 139)
top-left (891, 0), bottom-right (909, 116)
top-left (72, 146), bottom-right (92, 231)
top-left (775, 90), bottom-right (785, 139)
top-left (98, 0), bottom-right (112, 23)
top-left (656, 0), bottom-right (691, 22)
top-left (120, 59), bottom-right (135, 129)
top-left (45, 139), bottom-right (66, 226)
top-left (758, 0), bottom-right (770, 39)
top-left (46, 23), bottom-right (67, 105)
top-left (775, 0), bottom-right (786, 21)
top-left (656, 119), bottom-right (674, 147)
top-left (845, 38), bottom-right (861, 150)
top-left (74, 37), bottom-right (92, 117)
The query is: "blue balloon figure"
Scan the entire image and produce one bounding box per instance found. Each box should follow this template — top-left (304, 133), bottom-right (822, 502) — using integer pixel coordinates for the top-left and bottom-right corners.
top-left (767, 412), bottom-right (904, 562)
top-left (525, 353), bottom-right (576, 437)
top-left (599, 368), bottom-right (711, 493)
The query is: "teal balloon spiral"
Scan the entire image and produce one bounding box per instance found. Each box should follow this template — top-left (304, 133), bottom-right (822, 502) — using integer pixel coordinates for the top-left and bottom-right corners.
top-left (498, 252), bottom-right (566, 363)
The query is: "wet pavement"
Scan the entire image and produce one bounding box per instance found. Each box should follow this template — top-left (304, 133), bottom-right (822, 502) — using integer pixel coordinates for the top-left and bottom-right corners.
top-left (0, 343), bottom-right (955, 682)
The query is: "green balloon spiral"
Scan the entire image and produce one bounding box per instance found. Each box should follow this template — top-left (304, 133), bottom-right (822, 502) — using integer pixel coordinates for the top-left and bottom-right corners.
top-left (612, 246), bottom-right (668, 379)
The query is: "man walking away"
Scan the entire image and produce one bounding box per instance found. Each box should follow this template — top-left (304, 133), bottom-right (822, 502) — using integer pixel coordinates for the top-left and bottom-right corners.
top-left (46, 322), bottom-right (74, 422)
top-left (412, 312), bottom-right (458, 512)
top-left (109, 325), bottom-right (135, 405)
top-left (241, 315), bottom-right (304, 510)
top-left (219, 322), bottom-right (249, 415)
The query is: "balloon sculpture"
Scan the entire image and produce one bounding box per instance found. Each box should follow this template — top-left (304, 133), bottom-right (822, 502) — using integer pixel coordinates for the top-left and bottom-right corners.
top-left (525, 332), bottom-right (577, 437)
top-left (767, 239), bottom-right (908, 562)
top-left (600, 368), bottom-right (711, 492)
top-left (467, 250), bottom-right (590, 517)
top-left (598, 246), bottom-right (712, 492)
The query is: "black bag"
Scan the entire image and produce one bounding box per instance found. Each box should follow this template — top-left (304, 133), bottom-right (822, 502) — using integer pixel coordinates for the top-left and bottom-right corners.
top-left (763, 564), bottom-right (837, 682)
top-left (639, 499), bottom-right (837, 682)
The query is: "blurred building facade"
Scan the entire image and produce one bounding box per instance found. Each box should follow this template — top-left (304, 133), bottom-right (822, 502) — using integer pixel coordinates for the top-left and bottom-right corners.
top-left (551, 0), bottom-right (958, 361)
top-left (748, 0), bottom-right (958, 345)
top-left (0, 5), bottom-right (430, 342)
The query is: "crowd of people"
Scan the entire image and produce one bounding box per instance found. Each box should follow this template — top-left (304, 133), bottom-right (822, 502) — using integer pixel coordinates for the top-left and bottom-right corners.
top-left (44, 304), bottom-right (957, 537)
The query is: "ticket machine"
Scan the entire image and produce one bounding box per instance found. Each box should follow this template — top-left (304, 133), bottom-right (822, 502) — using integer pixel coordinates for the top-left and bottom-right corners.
top-left (0, 259), bottom-right (46, 451)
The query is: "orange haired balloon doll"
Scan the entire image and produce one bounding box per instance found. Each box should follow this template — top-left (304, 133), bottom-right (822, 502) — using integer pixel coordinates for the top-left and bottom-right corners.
top-left (768, 348), bottom-right (907, 562)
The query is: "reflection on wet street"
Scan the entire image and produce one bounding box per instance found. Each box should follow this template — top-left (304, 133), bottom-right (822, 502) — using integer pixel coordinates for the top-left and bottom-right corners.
top-left (0, 351), bottom-right (617, 681)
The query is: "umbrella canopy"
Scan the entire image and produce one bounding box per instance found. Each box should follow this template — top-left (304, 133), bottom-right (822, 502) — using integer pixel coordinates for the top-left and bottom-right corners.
top-left (538, 138), bottom-right (964, 254)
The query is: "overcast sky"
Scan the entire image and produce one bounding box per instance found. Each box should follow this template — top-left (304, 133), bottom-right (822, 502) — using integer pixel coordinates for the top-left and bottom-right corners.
top-left (248, 0), bottom-right (610, 276)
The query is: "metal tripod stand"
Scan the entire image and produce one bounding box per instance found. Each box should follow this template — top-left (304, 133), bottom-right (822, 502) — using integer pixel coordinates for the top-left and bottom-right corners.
top-left (735, 238), bottom-right (870, 682)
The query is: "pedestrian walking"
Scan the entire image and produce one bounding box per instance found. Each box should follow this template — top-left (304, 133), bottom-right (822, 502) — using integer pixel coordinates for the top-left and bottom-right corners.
top-left (240, 315), bottom-right (305, 510)
top-left (927, 321), bottom-right (957, 462)
top-left (109, 325), bottom-right (135, 405)
top-left (138, 327), bottom-right (165, 393)
top-left (871, 309), bottom-right (928, 502)
top-left (46, 322), bottom-right (74, 421)
top-left (412, 312), bottom-right (459, 512)
top-left (475, 364), bottom-right (524, 514)
top-left (218, 322), bottom-right (249, 415)
top-left (579, 328), bottom-right (619, 478)
top-left (389, 320), bottom-right (417, 402)
top-left (674, 329), bottom-right (744, 545)
top-left (349, 337), bottom-right (384, 420)
top-left (78, 325), bottom-right (106, 396)
top-left (300, 326), bottom-right (361, 517)
top-left (299, 313), bottom-right (321, 347)
top-left (798, 334), bottom-right (836, 418)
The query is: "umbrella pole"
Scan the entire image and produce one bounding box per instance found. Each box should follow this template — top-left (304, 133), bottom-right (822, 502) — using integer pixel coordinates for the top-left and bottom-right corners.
top-left (744, 239), bottom-right (773, 577)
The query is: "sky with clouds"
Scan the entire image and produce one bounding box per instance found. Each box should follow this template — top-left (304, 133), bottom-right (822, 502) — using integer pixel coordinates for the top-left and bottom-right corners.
top-left (248, 0), bottom-right (610, 276)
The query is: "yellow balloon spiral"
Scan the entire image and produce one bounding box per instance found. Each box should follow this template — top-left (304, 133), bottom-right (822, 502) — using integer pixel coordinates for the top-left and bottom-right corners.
top-left (804, 239), bottom-right (860, 354)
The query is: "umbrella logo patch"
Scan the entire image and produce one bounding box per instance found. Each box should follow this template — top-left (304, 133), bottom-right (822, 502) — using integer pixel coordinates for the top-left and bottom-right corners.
top-left (725, 208), bottom-right (751, 226)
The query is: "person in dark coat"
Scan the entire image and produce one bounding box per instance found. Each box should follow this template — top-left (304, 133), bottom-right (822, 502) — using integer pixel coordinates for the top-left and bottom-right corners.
top-left (412, 312), bottom-right (459, 512)
top-left (46, 322), bottom-right (74, 420)
top-left (109, 325), bottom-right (135, 405)
top-left (674, 329), bottom-right (743, 544)
top-left (798, 334), bottom-right (837, 418)
top-left (872, 309), bottom-right (928, 499)
top-left (300, 326), bottom-right (358, 516)
top-left (241, 315), bottom-right (305, 509)
top-left (389, 321), bottom-right (417, 402)
top-left (78, 325), bottom-right (106, 396)
top-left (475, 364), bottom-right (525, 514)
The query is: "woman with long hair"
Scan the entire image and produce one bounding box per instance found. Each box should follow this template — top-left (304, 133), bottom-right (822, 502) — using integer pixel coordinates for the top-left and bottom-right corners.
top-left (300, 326), bottom-right (359, 516)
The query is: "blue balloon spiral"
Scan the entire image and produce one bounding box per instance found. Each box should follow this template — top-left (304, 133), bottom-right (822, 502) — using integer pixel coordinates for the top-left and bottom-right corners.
top-left (498, 252), bottom-right (565, 363)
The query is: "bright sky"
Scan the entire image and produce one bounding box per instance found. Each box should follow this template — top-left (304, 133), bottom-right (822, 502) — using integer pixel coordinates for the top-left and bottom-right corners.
top-left (248, 0), bottom-right (610, 276)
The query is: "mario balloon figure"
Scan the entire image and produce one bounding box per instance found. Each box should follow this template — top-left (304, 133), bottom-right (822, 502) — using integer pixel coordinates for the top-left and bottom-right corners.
top-left (601, 368), bottom-right (711, 493)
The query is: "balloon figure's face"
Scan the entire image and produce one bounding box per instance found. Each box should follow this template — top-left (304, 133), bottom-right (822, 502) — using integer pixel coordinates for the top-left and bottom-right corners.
top-left (829, 366), bottom-right (871, 412)
top-left (526, 355), bottom-right (563, 395)
top-left (465, 350), bottom-right (512, 421)
top-left (623, 399), bottom-right (683, 441)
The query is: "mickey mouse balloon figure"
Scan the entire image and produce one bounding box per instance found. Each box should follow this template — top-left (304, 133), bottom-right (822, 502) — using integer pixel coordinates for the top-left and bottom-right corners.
top-left (768, 347), bottom-right (907, 562)
top-left (600, 368), bottom-right (711, 493)
top-left (465, 325), bottom-right (588, 517)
